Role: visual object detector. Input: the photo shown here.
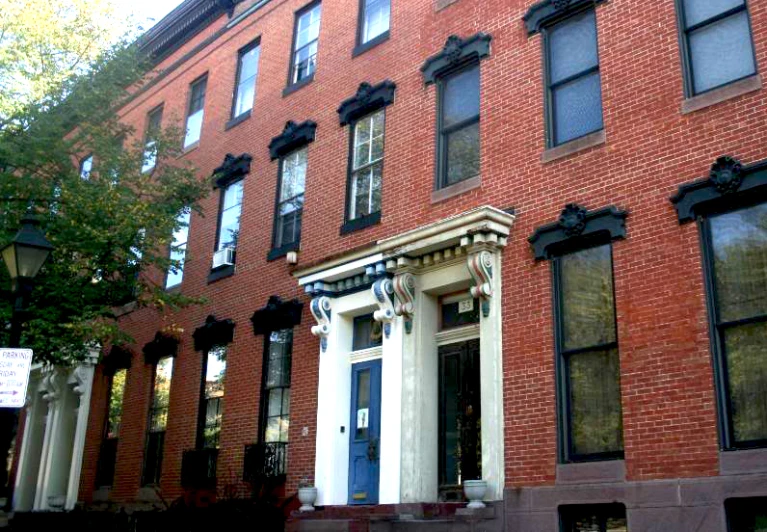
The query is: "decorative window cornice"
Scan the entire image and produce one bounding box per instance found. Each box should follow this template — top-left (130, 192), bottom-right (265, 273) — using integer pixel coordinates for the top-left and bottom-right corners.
top-left (103, 345), bottom-right (133, 377)
top-left (529, 204), bottom-right (628, 260)
top-left (337, 80), bottom-right (396, 126)
top-left (268, 120), bottom-right (317, 160)
top-left (212, 153), bottom-right (252, 188)
top-left (522, 0), bottom-right (605, 35)
top-left (143, 332), bottom-right (180, 365)
top-left (671, 156), bottom-right (767, 223)
top-left (420, 33), bottom-right (492, 85)
top-left (193, 314), bottom-right (235, 352)
top-left (251, 296), bottom-right (304, 336)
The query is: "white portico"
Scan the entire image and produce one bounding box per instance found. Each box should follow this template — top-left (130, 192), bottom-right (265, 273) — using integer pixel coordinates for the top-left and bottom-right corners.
top-left (297, 206), bottom-right (514, 506)
top-left (13, 351), bottom-right (98, 512)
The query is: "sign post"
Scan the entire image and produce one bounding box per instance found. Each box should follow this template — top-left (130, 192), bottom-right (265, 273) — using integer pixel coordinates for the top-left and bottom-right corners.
top-left (0, 349), bottom-right (33, 409)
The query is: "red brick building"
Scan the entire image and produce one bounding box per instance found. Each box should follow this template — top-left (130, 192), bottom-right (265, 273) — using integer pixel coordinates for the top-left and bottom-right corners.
top-left (11, 0), bottom-right (767, 530)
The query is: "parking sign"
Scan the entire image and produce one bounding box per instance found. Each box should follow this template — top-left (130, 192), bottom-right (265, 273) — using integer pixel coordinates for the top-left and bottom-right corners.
top-left (0, 349), bottom-right (33, 408)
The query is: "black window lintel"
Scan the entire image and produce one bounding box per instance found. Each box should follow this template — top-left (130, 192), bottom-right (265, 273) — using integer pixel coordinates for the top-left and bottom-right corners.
top-left (523, 0), bottom-right (605, 35)
top-left (420, 33), bottom-right (492, 85)
top-left (528, 203), bottom-right (627, 260)
top-left (142, 332), bottom-right (180, 365)
top-left (671, 156), bottom-right (767, 223)
top-left (103, 345), bottom-right (133, 376)
top-left (338, 80), bottom-right (396, 126)
top-left (193, 314), bottom-right (236, 352)
top-left (212, 153), bottom-right (252, 188)
top-left (251, 296), bottom-right (304, 336)
top-left (269, 120), bottom-right (317, 160)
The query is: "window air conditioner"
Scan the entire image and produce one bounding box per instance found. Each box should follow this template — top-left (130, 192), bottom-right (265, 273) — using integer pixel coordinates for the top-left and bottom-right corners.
top-left (212, 247), bottom-right (235, 269)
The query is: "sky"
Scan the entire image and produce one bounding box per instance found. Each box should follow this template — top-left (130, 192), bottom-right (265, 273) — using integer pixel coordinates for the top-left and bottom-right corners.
top-left (116, 0), bottom-right (186, 32)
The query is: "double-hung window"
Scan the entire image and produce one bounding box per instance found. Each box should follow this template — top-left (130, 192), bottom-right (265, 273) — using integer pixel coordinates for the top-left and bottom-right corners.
top-left (553, 243), bottom-right (623, 461)
top-left (198, 346), bottom-right (226, 449)
top-left (544, 9), bottom-right (603, 147)
top-left (437, 64), bottom-right (480, 188)
top-left (232, 42), bottom-right (260, 120)
top-left (273, 148), bottom-right (306, 252)
top-left (79, 155), bottom-right (93, 180)
top-left (184, 76), bottom-right (207, 148)
top-left (349, 110), bottom-right (384, 223)
top-left (142, 356), bottom-right (174, 486)
top-left (142, 105), bottom-right (163, 173)
top-left (358, 0), bottom-right (390, 48)
top-left (289, 3), bottom-right (321, 87)
top-left (96, 368), bottom-right (126, 488)
top-left (676, 0), bottom-right (757, 96)
top-left (701, 202), bottom-right (767, 448)
top-left (166, 209), bottom-right (190, 289)
top-left (215, 180), bottom-right (243, 256)
top-left (259, 329), bottom-right (293, 475)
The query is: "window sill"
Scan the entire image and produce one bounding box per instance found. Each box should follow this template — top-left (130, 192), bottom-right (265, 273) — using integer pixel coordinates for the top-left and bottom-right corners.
top-left (207, 264), bottom-right (235, 283)
top-left (556, 459), bottom-right (626, 484)
top-left (435, 0), bottom-right (460, 11)
top-left (720, 448), bottom-right (767, 476)
top-left (182, 141), bottom-right (200, 155)
top-left (225, 110), bottom-right (251, 131)
top-left (283, 74), bottom-right (314, 98)
top-left (430, 175), bottom-right (481, 204)
top-left (112, 300), bottom-right (137, 317)
top-left (352, 31), bottom-right (390, 57)
top-left (164, 283), bottom-right (182, 294)
top-left (340, 211), bottom-right (381, 235)
top-left (542, 129), bottom-right (606, 164)
top-left (681, 74), bottom-right (762, 115)
top-left (267, 242), bottom-right (300, 262)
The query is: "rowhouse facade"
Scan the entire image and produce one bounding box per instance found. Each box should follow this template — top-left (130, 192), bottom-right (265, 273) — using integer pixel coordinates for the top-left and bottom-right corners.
top-left (11, 0), bottom-right (767, 530)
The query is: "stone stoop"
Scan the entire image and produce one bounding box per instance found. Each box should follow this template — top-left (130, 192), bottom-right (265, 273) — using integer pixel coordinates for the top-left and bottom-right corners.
top-left (286, 502), bottom-right (504, 532)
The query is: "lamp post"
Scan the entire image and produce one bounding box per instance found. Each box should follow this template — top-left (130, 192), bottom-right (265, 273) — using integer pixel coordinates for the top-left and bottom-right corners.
top-left (0, 211), bottom-right (53, 511)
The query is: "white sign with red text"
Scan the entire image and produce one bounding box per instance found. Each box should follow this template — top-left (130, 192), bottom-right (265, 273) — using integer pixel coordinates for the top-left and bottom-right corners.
top-left (0, 349), bottom-right (33, 408)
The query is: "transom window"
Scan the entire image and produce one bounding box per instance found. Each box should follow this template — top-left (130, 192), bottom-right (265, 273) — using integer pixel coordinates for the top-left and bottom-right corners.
top-left (437, 64), bottom-right (480, 188)
top-left (352, 314), bottom-right (383, 351)
top-left (360, 0), bottom-right (390, 45)
top-left (184, 76), bottom-right (207, 148)
top-left (702, 202), bottom-right (767, 447)
top-left (273, 148), bottom-right (306, 250)
top-left (349, 111), bottom-right (384, 221)
top-left (290, 3), bottom-right (321, 86)
top-left (233, 42), bottom-right (260, 118)
top-left (166, 209), bottom-right (190, 289)
top-left (676, 0), bottom-right (757, 95)
top-left (544, 9), bottom-right (603, 146)
top-left (440, 294), bottom-right (480, 330)
top-left (143, 356), bottom-right (174, 486)
top-left (553, 244), bottom-right (623, 461)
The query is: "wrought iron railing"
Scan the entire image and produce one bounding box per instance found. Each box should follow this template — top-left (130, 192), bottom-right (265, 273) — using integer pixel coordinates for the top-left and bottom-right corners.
top-left (180, 448), bottom-right (218, 489)
top-left (242, 442), bottom-right (287, 482)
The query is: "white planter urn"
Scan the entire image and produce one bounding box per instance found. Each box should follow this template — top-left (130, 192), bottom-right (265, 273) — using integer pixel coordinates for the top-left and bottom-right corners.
top-left (47, 495), bottom-right (66, 511)
top-left (297, 486), bottom-right (318, 512)
top-left (463, 479), bottom-right (487, 509)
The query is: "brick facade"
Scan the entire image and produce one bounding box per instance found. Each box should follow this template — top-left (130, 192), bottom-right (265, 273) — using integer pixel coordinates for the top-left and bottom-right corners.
top-left (67, 0), bottom-right (767, 528)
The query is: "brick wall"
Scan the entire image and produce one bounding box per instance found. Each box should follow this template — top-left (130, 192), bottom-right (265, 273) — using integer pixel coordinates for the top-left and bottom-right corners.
top-left (77, 0), bottom-right (767, 504)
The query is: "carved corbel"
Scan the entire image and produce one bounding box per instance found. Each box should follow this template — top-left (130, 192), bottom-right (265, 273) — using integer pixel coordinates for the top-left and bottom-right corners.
top-left (372, 278), bottom-right (395, 339)
top-left (468, 250), bottom-right (494, 317)
top-left (40, 367), bottom-right (61, 403)
top-left (69, 365), bottom-right (89, 397)
top-left (310, 297), bottom-right (332, 352)
top-left (392, 273), bottom-right (416, 334)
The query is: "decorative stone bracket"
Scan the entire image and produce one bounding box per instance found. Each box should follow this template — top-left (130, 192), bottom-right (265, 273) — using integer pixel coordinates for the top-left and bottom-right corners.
top-left (372, 278), bottom-right (396, 339)
top-left (40, 367), bottom-right (61, 403)
top-left (467, 250), bottom-right (493, 318)
top-left (310, 297), bottom-right (332, 352)
top-left (392, 273), bottom-right (416, 334)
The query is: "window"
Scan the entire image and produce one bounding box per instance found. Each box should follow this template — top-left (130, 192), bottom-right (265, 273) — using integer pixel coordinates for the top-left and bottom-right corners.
top-left (260, 329), bottom-right (292, 475)
top-left (544, 9), bottom-right (603, 146)
top-left (348, 110), bottom-right (384, 222)
top-left (553, 244), bottom-right (623, 461)
top-left (198, 347), bottom-right (226, 449)
top-left (676, 0), bottom-right (756, 96)
top-left (232, 42), bottom-right (260, 119)
top-left (142, 105), bottom-right (163, 173)
top-left (359, 0), bottom-right (390, 46)
top-left (79, 155), bottom-right (93, 180)
top-left (184, 76), bottom-right (207, 148)
top-left (272, 148), bottom-right (306, 251)
top-left (440, 294), bottom-right (480, 330)
top-left (289, 2), bottom-right (321, 87)
top-left (166, 209), bottom-right (190, 289)
top-left (701, 202), bottom-right (767, 448)
top-left (352, 314), bottom-right (383, 351)
top-left (216, 180), bottom-right (243, 254)
top-left (142, 356), bottom-right (173, 485)
top-left (437, 64), bottom-right (480, 188)
top-left (559, 504), bottom-right (628, 532)
top-left (96, 368), bottom-right (126, 487)
top-left (726, 497), bottom-right (767, 532)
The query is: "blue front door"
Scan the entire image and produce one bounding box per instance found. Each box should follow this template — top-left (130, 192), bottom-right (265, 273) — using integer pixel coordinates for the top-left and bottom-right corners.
top-left (348, 359), bottom-right (382, 505)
